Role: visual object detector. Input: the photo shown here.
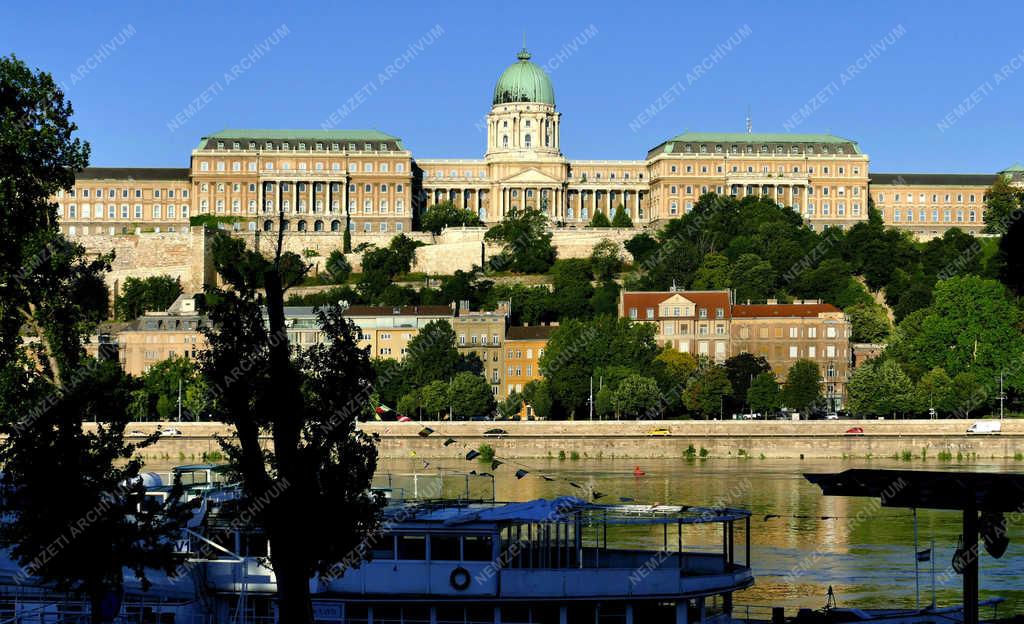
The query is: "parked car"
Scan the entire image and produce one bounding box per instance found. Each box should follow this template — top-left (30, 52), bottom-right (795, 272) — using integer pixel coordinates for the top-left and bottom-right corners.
top-left (158, 427), bottom-right (183, 437)
top-left (646, 428), bottom-right (672, 436)
top-left (845, 427), bottom-right (864, 435)
top-left (825, 413), bottom-right (839, 420)
top-left (966, 421), bottom-right (1001, 435)
top-left (483, 428), bottom-right (508, 438)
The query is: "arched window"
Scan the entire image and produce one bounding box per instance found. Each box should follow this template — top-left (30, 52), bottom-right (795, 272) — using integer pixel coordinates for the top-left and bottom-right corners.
top-left (502, 135), bottom-right (508, 148)
top-left (331, 220), bottom-right (341, 232)
top-left (263, 220), bottom-right (273, 231)
top-left (314, 220), bottom-right (323, 232)
top-left (524, 134), bottom-right (532, 148)
top-left (297, 220), bottom-right (307, 232)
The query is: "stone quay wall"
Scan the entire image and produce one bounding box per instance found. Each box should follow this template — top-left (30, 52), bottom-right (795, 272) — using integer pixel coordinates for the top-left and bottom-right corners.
top-left (94, 420), bottom-right (1024, 461)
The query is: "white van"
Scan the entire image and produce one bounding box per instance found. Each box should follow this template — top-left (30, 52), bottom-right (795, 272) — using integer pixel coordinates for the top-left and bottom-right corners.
top-left (966, 421), bottom-right (1001, 434)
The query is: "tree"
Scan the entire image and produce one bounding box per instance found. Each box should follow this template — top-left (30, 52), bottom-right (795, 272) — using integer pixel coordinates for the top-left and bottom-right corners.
top-left (624, 233), bottom-right (658, 265)
top-left (612, 374), bottom-right (662, 419)
top-left (420, 380), bottom-right (451, 419)
top-left (724, 352), bottom-right (771, 411)
top-left (888, 276), bottom-right (1024, 390)
top-left (403, 320), bottom-right (460, 387)
top-left (782, 359), bottom-right (822, 413)
top-left (912, 367), bottom-right (954, 417)
top-left (589, 210), bottom-right (611, 228)
top-left (420, 200), bottom-right (482, 235)
top-left (590, 279), bottom-right (621, 317)
top-left (590, 239), bottom-right (624, 281)
top-left (611, 204), bottom-right (634, 227)
top-left (450, 372), bottom-right (495, 419)
top-left (983, 175), bottom-right (1022, 234)
top-left (549, 259), bottom-right (595, 319)
top-left (846, 359), bottom-right (914, 417)
top-left (115, 274), bottom-right (183, 320)
top-left (683, 359), bottom-right (733, 419)
top-left (325, 250), bottom-right (352, 284)
top-left (522, 380), bottom-right (554, 420)
top-left (0, 55), bottom-right (189, 623)
top-left (539, 316), bottom-right (659, 418)
top-left (949, 371), bottom-right (986, 418)
top-left (397, 389), bottom-right (422, 419)
top-left (128, 355), bottom-right (208, 421)
top-left (730, 253), bottom-right (776, 302)
top-left (747, 372), bottom-right (781, 415)
top-left (691, 253), bottom-right (731, 290)
top-left (498, 391), bottom-right (524, 420)
top-left (200, 223), bottom-right (383, 621)
top-left (485, 207), bottom-right (557, 273)
top-left (845, 302), bottom-right (892, 344)
top-left (996, 213), bottom-right (1024, 297)
top-left (654, 348), bottom-right (698, 384)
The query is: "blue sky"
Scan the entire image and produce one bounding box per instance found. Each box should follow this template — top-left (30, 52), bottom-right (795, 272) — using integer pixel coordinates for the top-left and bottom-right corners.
top-left (4, 0), bottom-right (1023, 172)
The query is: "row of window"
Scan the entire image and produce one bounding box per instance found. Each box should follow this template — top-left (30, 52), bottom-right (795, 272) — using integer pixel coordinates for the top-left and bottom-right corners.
top-left (630, 306), bottom-right (725, 320)
top-left (739, 326), bottom-right (841, 339)
top-left (198, 160), bottom-right (407, 173)
top-left (676, 143), bottom-right (852, 155)
top-left (67, 225), bottom-right (182, 235)
top-left (63, 187), bottom-right (188, 199)
top-left (876, 192), bottom-right (977, 203)
top-left (59, 204), bottom-right (189, 220)
top-left (667, 163), bottom-right (860, 176)
top-left (199, 181), bottom-right (406, 195)
top-left (458, 334), bottom-right (502, 346)
top-left (506, 348), bottom-right (544, 359)
top-left (204, 198), bottom-right (406, 214)
top-left (212, 140), bottom-right (392, 152)
top-left (890, 209), bottom-right (977, 224)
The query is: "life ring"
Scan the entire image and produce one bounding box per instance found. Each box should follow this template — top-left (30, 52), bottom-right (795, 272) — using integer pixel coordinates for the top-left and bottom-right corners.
top-left (449, 566), bottom-right (472, 591)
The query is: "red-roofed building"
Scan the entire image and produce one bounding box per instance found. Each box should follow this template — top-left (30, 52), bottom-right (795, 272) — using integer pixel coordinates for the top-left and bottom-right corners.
top-left (620, 291), bottom-right (852, 408)
top-left (619, 290), bottom-right (732, 361)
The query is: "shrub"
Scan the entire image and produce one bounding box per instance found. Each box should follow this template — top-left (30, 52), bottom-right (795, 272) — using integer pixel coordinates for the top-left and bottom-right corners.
top-left (478, 444), bottom-right (495, 462)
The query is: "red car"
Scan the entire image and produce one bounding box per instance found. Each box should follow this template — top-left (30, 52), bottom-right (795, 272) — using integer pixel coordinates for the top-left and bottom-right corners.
top-left (845, 427), bottom-right (864, 435)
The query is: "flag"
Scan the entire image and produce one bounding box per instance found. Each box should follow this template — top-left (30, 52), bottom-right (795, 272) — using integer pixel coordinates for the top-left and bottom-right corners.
top-left (443, 437), bottom-right (457, 447)
top-left (397, 415), bottom-right (412, 422)
top-left (465, 450), bottom-right (480, 461)
top-left (515, 469), bottom-right (528, 479)
top-left (916, 548), bottom-right (931, 562)
top-left (592, 491), bottom-right (606, 500)
top-left (619, 497), bottom-right (634, 503)
top-left (375, 405), bottom-right (392, 416)
top-left (418, 427), bottom-right (434, 437)
top-left (491, 460), bottom-right (503, 470)
top-left (542, 475), bottom-right (556, 482)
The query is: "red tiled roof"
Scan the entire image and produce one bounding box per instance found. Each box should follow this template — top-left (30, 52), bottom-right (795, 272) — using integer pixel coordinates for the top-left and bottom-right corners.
top-left (621, 291), bottom-right (732, 320)
top-left (730, 303), bottom-right (842, 318)
top-left (506, 325), bottom-right (557, 341)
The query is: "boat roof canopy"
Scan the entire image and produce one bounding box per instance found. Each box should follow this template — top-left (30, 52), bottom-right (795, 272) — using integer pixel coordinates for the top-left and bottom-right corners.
top-left (804, 469), bottom-right (1024, 512)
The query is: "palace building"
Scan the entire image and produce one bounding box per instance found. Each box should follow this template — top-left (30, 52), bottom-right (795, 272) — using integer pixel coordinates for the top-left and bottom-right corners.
top-left (54, 46), bottom-right (1018, 239)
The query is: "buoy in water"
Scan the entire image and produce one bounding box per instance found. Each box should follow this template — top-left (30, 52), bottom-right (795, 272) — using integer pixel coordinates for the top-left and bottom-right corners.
top-left (633, 465), bottom-right (646, 477)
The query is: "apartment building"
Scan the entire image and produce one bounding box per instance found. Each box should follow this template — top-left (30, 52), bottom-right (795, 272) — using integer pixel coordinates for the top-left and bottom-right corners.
top-left (453, 301), bottom-right (510, 398)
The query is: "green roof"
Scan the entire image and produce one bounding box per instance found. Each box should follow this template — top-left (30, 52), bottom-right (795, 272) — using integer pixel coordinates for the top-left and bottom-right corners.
top-left (493, 48), bottom-right (555, 106)
top-left (205, 129), bottom-right (400, 141)
top-left (669, 132), bottom-right (856, 144)
top-left (1000, 162), bottom-right (1024, 173)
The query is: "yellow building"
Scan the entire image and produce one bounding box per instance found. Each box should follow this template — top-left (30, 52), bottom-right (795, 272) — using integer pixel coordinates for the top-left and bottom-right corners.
top-left (504, 324), bottom-right (556, 397)
top-left (452, 302), bottom-right (510, 398)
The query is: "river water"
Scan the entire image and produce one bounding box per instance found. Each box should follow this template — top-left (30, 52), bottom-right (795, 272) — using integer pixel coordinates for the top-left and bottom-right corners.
top-left (379, 457), bottom-right (1024, 615)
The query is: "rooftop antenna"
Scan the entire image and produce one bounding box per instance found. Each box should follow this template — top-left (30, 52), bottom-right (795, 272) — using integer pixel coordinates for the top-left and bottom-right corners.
top-left (746, 106), bottom-right (752, 134)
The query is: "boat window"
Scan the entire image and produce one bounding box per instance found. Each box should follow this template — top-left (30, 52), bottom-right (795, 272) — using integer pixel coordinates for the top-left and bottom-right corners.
top-left (462, 535), bottom-right (493, 561)
top-left (371, 535), bottom-right (395, 560)
top-left (345, 604), bottom-right (368, 624)
top-left (397, 534), bottom-right (427, 560)
top-left (431, 534), bottom-right (460, 561)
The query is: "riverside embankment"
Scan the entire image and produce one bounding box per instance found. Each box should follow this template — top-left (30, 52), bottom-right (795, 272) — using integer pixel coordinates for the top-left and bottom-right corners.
top-left (103, 419), bottom-right (1024, 461)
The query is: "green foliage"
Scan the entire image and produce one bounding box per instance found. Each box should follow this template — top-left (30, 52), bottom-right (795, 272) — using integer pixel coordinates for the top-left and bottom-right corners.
top-left (683, 358), bottom-right (733, 418)
top-left (549, 259), bottom-right (595, 319)
top-left (888, 276), bottom-right (1024, 388)
top-left (498, 391), bottom-right (524, 420)
top-left (478, 444), bottom-right (496, 462)
top-left (730, 253), bottom-right (777, 302)
top-left (522, 380), bottom-right (554, 420)
top-left (684, 444), bottom-right (697, 458)
top-left (747, 371), bottom-right (781, 414)
top-left (590, 239), bottom-right (624, 281)
top-left (450, 372), bottom-right (495, 419)
top-left (569, 450), bottom-right (581, 460)
top-left (983, 175), bottom-right (1023, 234)
top-left (420, 200), bottom-right (483, 235)
top-left (912, 367), bottom-right (953, 416)
top-left (589, 210), bottom-right (611, 228)
top-left (420, 380), bottom-right (451, 418)
top-left (611, 374), bottom-right (662, 418)
top-left (539, 316), bottom-right (659, 418)
top-left (325, 250), bottom-right (352, 284)
top-left (845, 302), bottom-right (892, 344)
top-left (0, 54), bottom-right (190, 614)
top-left (847, 359), bottom-right (914, 417)
top-left (624, 233), bottom-right (658, 265)
top-left (611, 204), bottom-right (634, 228)
top-left (724, 353), bottom-right (771, 411)
top-left (691, 253), bottom-right (731, 290)
top-left (996, 212), bottom-right (1024, 297)
top-left (781, 359), bottom-right (822, 412)
top-left (404, 320), bottom-right (460, 388)
top-left (115, 275), bottom-right (184, 320)
top-left (484, 207), bottom-right (557, 274)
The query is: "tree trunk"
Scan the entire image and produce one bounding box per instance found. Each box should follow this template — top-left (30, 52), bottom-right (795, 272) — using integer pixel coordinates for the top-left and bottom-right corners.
top-left (270, 545), bottom-right (313, 624)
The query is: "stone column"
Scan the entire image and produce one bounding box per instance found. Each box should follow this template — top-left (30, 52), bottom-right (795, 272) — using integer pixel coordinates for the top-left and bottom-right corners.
top-left (309, 180), bottom-right (314, 214)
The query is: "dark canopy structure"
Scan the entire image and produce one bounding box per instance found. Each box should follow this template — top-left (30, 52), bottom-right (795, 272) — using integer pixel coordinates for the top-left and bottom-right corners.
top-left (805, 469), bottom-right (1024, 624)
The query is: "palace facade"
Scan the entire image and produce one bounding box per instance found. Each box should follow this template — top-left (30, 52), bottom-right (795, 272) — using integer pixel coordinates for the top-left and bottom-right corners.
top-left (52, 46), bottom-right (1022, 240)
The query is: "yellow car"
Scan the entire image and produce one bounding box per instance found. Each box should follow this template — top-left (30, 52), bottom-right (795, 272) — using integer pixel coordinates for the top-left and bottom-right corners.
top-left (646, 428), bottom-right (672, 437)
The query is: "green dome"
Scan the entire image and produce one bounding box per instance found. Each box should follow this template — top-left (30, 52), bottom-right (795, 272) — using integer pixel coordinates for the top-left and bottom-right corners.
top-left (492, 48), bottom-right (555, 106)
